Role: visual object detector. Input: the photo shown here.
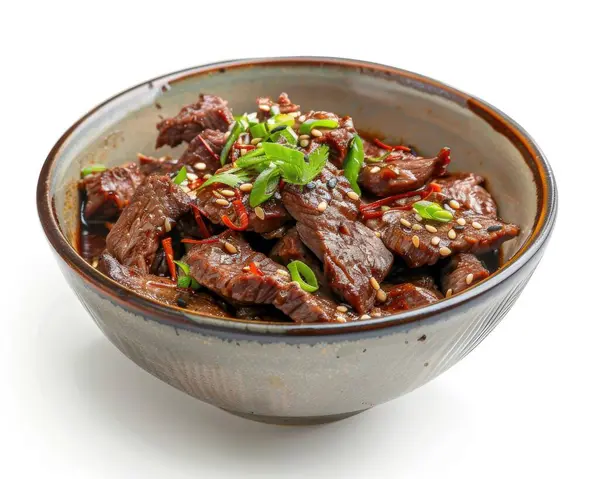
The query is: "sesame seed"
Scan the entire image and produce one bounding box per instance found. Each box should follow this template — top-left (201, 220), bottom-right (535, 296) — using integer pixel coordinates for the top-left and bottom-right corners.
top-left (448, 229), bottom-right (457, 240)
top-left (220, 189), bottom-right (236, 197)
top-left (412, 235), bottom-right (420, 248)
top-left (370, 277), bottom-right (380, 290)
top-left (336, 305), bottom-right (348, 313)
top-left (242, 266), bottom-right (250, 272)
top-left (446, 289), bottom-right (453, 298)
top-left (298, 115), bottom-right (306, 123)
top-left (306, 181), bottom-right (316, 190)
top-left (277, 269), bottom-right (289, 276)
top-left (224, 242), bottom-right (238, 254)
top-left (327, 178), bottom-right (338, 189)
top-left (472, 221), bottom-right (483, 229)
top-left (251, 137), bottom-right (262, 145)
top-left (466, 273), bottom-right (474, 285)
top-left (370, 166), bottom-right (381, 173)
top-left (376, 289), bottom-right (388, 302)
top-left (449, 200), bottom-right (460, 209)
top-left (298, 134), bottom-right (310, 140)
top-left (193, 162), bottom-right (206, 171)
top-left (360, 314), bottom-right (371, 320)
top-left (375, 231), bottom-right (381, 238)
top-left (299, 139), bottom-right (310, 147)
top-left (180, 186), bottom-right (191, 193)
top-left (412, 224), bottom-right (423, 231)
top-left (317, 201), bottom-right (327, 212)
top-left (439, 246), bottom-right (452, 256)
top-left (311, 129), bottom-right (323, 137)
top-left (239, 183), bottom-right (253, 192)
top-left (431, 236), bottom-right (441, 246)
top-left (259, 104), bottom-right (270, 112)
top-left (415, 214), bottom-right (423, 222)
top-left (240, 148), bottom-right (247, 156)
top-left (400, 218), bottom-right (412, 228)
top-left (164, 218), bottom-right (172, 232)
top-left (254, 206), bottom-right (265, 220)
top-left (212, 190), bottom-right (224, 199)
top-left (203, 174), bottom-right (212, 180)
top-left (91, 258), bottom-right (99, 268)
top-left (487, 225), bottom-right (503, 232)
top-left (454, 225), bottom-right (465, 231)
top-left (381, 206), bottom-right (391, 211)
top-left (425, 225), bottom-right (437, 233)
top-left (335, 316), bottom-right (347, 323)
top-left (347, 191), bottom-right (360, 201)
top-left (457, 218), bottom-right (466, 226)
top-left (371, 312), bottom-right (382, 318)
top-left (289, 111), bottom-right (301, 118)
top-left (215, 199), bottom-right (230, 206)
top-left (186, 173), bottom-right (198, 181)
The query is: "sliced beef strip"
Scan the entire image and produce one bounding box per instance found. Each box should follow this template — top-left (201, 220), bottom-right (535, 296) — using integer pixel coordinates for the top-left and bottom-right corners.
top-left (256, 92), bottom-right (301, 120)
top-left (138, 153), bottom-right (179, 176)
top-left (282, 164), bottom-right (393, 314)
top-left (106, 175), bottom-right (191, 273)
top-left (303, 112), bottom-right (356, 168)
top-left (99, 253), bottom-right (227, 317)
top-left (365, 192), bottom-right (519, 268)
top-left (372, 278), bottom-right (443, 315)
top-left (176, 129), bottom-right (226, 175)
top-left (359, 152), bottom-right (446, 197)
top-left (81, 163), bottom-right (143, 218)
top-left (435, 172), bottom-right (498, 217)
top-left (184, 233), bottom-right (355, 323)
top-left (441, 253), bottom-right (490, 296)
top-left (156, 94), bottom-right (233, 148)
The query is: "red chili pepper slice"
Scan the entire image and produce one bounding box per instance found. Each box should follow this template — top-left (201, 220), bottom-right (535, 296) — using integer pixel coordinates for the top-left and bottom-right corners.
top-left (380, 168), bottom-right (398, 180)
top-left (196, 135), bottom-right (220, 163)
top-left (161, 237), bottom-right (177, 281)
top-left (360, 183), bottom-right (440, 218)
top-left (233, 144), bottom-right (257, 150)
top-left (181, 238), bottom-right (220, 245)
top-left (191, 204), bottom-right (211, 238)
top-left (221, 199), bottom-right (249, 231)
top-left (374, 138), bottom-right (412, 152)
top-left (248, 261), bottom-right (264, 277)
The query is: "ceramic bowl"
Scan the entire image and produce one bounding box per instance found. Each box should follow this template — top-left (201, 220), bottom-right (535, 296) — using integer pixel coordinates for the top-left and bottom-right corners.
top-left (37, 57), bottom-right (557, 425)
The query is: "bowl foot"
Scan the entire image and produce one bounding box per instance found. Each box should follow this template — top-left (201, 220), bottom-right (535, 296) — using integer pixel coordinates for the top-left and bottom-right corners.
top-left (220, 408), bottom-right (369, 426)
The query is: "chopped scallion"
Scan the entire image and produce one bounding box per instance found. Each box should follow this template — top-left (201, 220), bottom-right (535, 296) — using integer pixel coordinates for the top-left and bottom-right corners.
top-left (299, 119), bottom-right (339, 135)
top-left (173, 166), bottom-right (188, 185)
top-left (81, 164), bottom-right (107, 177)
top-left (287, 260), bottom-right (319, 293)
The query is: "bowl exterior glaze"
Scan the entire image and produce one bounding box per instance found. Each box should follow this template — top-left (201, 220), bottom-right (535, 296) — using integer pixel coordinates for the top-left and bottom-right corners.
top-left (38, 58), bottom-right (557, 424)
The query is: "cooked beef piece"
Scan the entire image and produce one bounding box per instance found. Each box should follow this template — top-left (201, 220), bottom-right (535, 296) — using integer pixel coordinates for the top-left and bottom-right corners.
top-left (81, 163), bottom-right (143, 218)
top-left (373, 278), bottom-right (443, 315)
top-left (185, 233), bottom-right (354, 323)
top-left (435, 172), bottom-right (497, 217)
top-left (194, 180), bottom-right (290, 234)
top-left (99, 253), bottom-right (227, 317)
top-left (441, 253), bottom-right (490, 296)
top-left (303, 112), bottom-right (356, 168)
top-left (176, 129), bottom-right (226, 175)
top-left (282, 164), bottom-right (393, 314)
top-left (365, 192), bottom-right (519, 268)
top-left (138, 153), bottom-right (179, 176)
top-left (362, 138), bottom-right (386, 158)
top-left (256, 92), bottom-right (301, 120)
top-left (261, 225), bottom-right (288, 240)
top-left (359, 152), bottom-right (446, 197)
top-left (234, 305), bottom-right (291, 322)
top-left (106, 175), bottom-right (191, 272)
top-left (156, 94), bottom-right (233, 148)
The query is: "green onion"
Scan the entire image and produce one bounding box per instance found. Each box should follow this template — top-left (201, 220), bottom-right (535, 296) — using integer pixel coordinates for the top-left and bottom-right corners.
top-left (234, 114), bottom-right (250, 130)
top-left (365, 151), bottom-right (392, 163)
top-left (299, 119), bottom-right (339, 135)
top-left (81, 164), bottom-right (107, 177)
top-left (199, 170), bottom-right (250, 190)
top-left (249, 164), bottom-right (281, 207)
top-left (220, 120), bottom-right (245, 166)
top-left (249, 122), bottom-right (269, 139)
top-left (269, 126), bottom-right (298, 145)
top-left (173, 166), bottom-right (188, 185)
top-left (287, 260), bottom-right (319, 293)
top-left (412, 200), bottom-right (454, 223)
top-left (304, 145), bottom-right (329, 183)
top-left (177, 276), bottom-right (192, 288)
top-left (267, 114), bottom-right (295, 131)
top-left (173, 260), bottom-right (190, 276)
top-left (235, 154), bottom-right (269, 170)
top-left (190, 278), bottom-right (201, 290)
top-left (343, 134), bottom-right (363, 195)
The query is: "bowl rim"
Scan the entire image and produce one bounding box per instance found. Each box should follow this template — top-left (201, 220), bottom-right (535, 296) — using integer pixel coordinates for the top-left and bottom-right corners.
top-left (37, 56), bottom-right (558, 337)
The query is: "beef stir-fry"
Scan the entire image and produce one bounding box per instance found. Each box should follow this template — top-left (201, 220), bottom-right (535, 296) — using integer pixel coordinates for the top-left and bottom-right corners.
top-left (77, 92), bottom-right (520, 323)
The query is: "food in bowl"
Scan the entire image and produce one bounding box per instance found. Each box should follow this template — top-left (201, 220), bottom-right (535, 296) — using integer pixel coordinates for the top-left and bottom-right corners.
top-left (78, 91), bottom-right (520, 323)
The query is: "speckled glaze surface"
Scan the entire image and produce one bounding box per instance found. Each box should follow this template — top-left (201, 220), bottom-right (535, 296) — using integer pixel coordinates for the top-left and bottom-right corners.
top-left (37, 58), bottom-right (557, 424)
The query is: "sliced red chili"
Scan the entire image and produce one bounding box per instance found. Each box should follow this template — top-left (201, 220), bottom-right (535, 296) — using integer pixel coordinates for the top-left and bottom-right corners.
top-left (221, 199), bottom-right (249, 231)
top-left (233, 143), bottom-right (257, 150)
top-left (196, 135), bottom-right (220, 163)
top-left (161, 237), bottom-right (177, 281)
top-left (380, 168), bottom-right (398, 180)
top-left (181, 238), bottom-right (220, 245)
top-left (360, 183), bottom-right (440, 218)
top-left (436, 147), bottom-right (451, 176)
top-left (373, 138), bottom-right (412, 152)
top-left (248, 261), bottom-right (264, 277)
top-left (191, 204), bottom-right (211, 238)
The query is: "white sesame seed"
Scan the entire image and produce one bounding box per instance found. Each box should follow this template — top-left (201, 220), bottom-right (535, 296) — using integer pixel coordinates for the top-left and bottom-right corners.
top-left (415, 214), bottom-right (423, 222)
top-left (224, 242), bottom-right (238, 254)
top-left (431, 236), bottom-right (441, 246)
top-left (370, 166), bottom-right (381, 173)
top-left (298, 115), bottom-right (306, 123)
top-left (242, 266), bottom-right (250, 272)
top-left (472, 221), bottom-right (483, 229)
top-left (375, 231), bottom-right (381, 238)
top-left (239, 183), bottom-right (253, 192)
top-left (446, 289), bottom-right (453, 298)
top-left (457, 218), bottom-right (466, 226)
top-left (240, 148), bottom-right (247, 156)
top-left (215, 199), bottom-right (230, 206)
top-left (203, 174), bottom-right (212, 180)
top-left (299, 139), bottom-right (310, 148)
top-left (466, 273), bottom-right (474, 285)
top-left (400, 218), bottom-right (412, 228)
top-left (164, 218), bottom-right (172, 232)
top-left (186, 173), bottom-right (198, 181)
top-left (254, 206), bottom-right (265, 220)
top-left (335, 316), bottom-right (347, 323)
top-left (336, 305), bottom-right (348, 313)
top-left (220, 189), bottom-right (236, 197)
top-left (180, 186), bottom-right (190, 193)
top-left (277, 269), bottom-right (289, 276)
top-left (412, 224), bottom-right (423, 231)
top-left (212, 190), bottom-right (224, 199)
top-left (412, 235), bottom-right (420, 248)
top-left (371, 312), bottom-right (382, 318)
top-left (289, 111), bottom-right (301, 118)
top-left (298, 134), bottom-right (310, 140)
top-left (376, 289), bottom-right (388, 302)
top-left (448, 229), bottom-right (457, 239)
top-left (347, 191), bottom-right (360, 201)
top-left (251, 137), bottom-right (262, 145)
top-left (440, 246), bottom-right (452, 256)
top-left (360, 314), bottom-right (371, 320)
top-left (425, 225), bottom-right (437, 233)
top-left (311, 129), bottom-right (323, 137)
top-left (193, 162), bottom-right (206, 171)
top-left (370, 277), bottom-right (381, 291)
top-left (449, 200), bottom-right (460, 209)
top-left (91, 258), bottom-right (99, 268)
top-left (317, 201), bottom-right (327, 212)
top-left (259, 104), bottom-right (270, 112)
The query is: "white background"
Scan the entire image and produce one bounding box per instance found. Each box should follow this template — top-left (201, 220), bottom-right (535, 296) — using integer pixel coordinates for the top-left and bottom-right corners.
top-left (2, 1), bottom-right (598, 477)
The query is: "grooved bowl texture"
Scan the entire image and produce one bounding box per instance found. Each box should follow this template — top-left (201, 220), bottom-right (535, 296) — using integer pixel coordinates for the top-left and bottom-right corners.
top-left (38, 58), bottom-right (557, 424)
